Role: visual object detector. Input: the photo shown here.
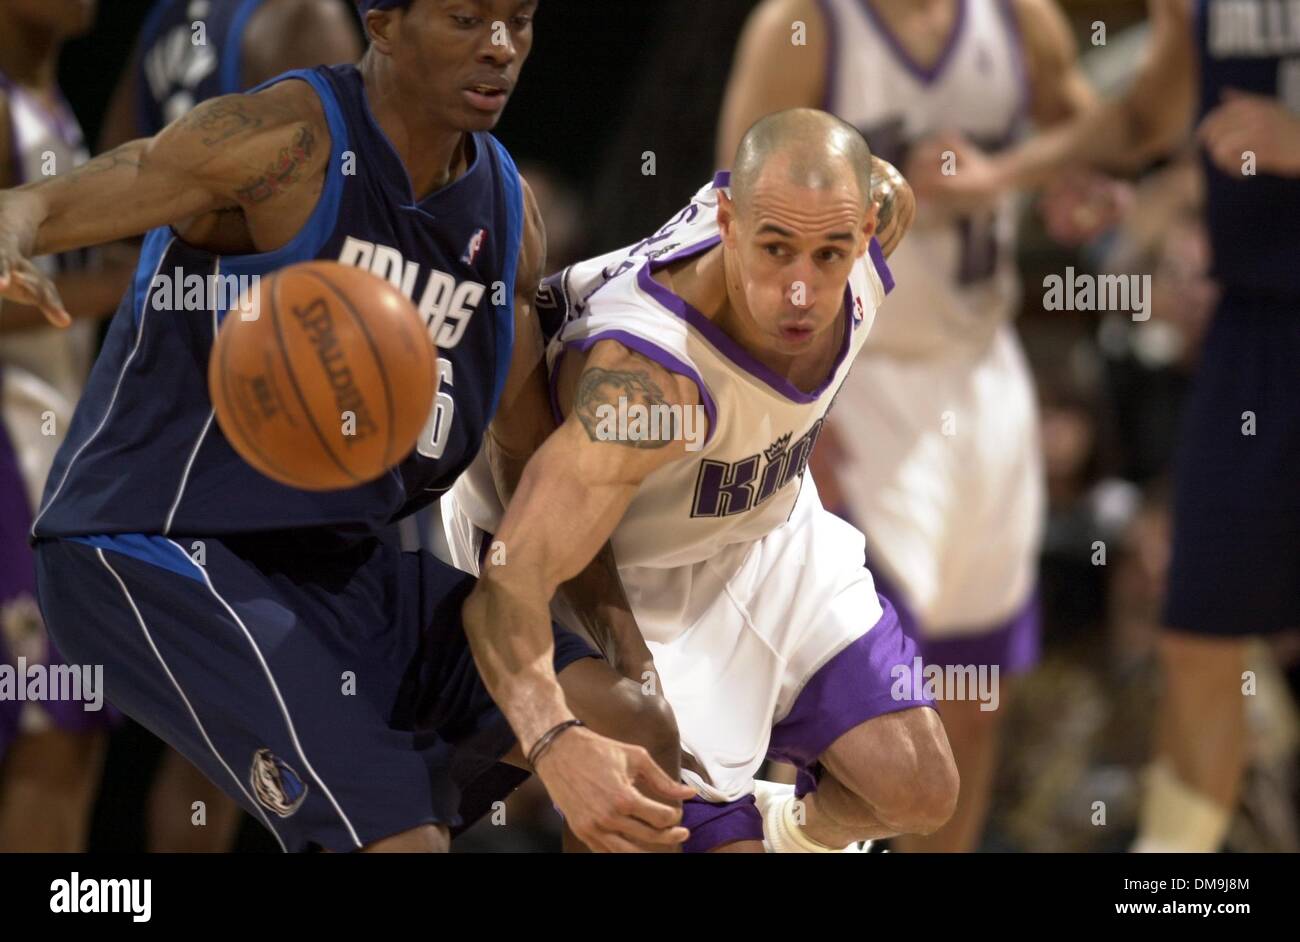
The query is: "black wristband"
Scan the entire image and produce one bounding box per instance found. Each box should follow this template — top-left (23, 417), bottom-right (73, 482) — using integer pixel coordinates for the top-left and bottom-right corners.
top-left (527, 719), bottom-right (585, 770)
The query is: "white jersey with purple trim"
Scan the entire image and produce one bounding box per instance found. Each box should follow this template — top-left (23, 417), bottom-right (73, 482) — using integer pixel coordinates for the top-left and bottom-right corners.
top-left (529, 174), bottom-right (890, 570)
top-left (0, 75), bottom-right (94, 510)
top-left (442, 177), bottom-right (900, 801)
top-left (819, 0), bottom-right (1028, 357)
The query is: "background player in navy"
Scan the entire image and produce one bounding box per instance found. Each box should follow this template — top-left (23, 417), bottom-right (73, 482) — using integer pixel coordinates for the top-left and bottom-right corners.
top-left (912, 0), bottom-right (1300, 852)
top-left (0, 0), bottom-right (689, 852)
top-left (100, 0), bottom-right (363, 151)
top-left (0, 0), bottom-right (141, 853)
top-left (97, 0), bottom-right (363, 854)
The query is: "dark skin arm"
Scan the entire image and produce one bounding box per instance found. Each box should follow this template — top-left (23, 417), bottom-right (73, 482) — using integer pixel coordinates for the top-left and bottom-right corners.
top-left (0, 81), bottom-right (332, 324)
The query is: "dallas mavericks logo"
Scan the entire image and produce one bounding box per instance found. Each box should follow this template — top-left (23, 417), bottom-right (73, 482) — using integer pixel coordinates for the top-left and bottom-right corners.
top-left (250, 748), bottom-right (308, 817)
top-left (691, 421), bottom-right (823, 518)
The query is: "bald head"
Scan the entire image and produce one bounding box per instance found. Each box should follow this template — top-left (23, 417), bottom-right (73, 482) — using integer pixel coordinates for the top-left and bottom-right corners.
top-left (730, 109), bottom-right (873, 215)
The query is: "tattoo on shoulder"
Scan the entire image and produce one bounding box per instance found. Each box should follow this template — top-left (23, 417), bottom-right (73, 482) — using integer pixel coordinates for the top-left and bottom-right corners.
top-left (180, 100), bottom-right (266, 147)
top-left (235, 125), bottom-right (317, 205)
top-left (575, 366), bottom-right (676, 450)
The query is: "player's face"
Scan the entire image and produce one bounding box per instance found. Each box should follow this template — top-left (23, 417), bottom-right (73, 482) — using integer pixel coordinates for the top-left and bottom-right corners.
top-left (720, 176), bottom-right (873, 356)
top-left (392, 0), bottom-right (537, 132)
top-left (4, 0), bottom-right (95, 36)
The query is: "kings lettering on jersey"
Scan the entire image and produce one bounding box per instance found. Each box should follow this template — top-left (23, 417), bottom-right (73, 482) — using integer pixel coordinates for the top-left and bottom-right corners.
top-left (692, 422), bottom-right (824, 518)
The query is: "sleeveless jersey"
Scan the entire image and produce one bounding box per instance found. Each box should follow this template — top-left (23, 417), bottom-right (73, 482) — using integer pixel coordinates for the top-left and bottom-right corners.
top-left (818, 0), bottom-right (1029, 355)
top-left (34, 64), bottom-right (523, 543)
top-left (1197, 0), bottom-right (1300, 298)
top-left (136, 0), bottom-right (269, 135)
top-left (452, 174), bottom-right (894, 570)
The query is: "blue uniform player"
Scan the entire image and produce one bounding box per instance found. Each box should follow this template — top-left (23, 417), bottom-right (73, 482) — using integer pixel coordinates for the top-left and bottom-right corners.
top-left (911, 0), bottom-right (1300, 852)
top-left (0, 0), bottom-right (688, 853)
top-left (98, 0), bottom-right (363, 854)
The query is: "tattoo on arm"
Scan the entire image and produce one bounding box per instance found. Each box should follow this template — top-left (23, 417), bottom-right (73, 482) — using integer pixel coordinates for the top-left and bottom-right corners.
top-left (574, 366), bottom-right (676, 450)
top-left (77, 146), bottom-right (143, 177)
top-left (179, 100), bottom-right (266, 147)
top-left (235, 125), bottom-right (316, 205)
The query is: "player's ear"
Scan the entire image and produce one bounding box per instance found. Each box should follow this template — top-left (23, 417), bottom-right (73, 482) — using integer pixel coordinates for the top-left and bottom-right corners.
top-left (717, 190), bottom-right (738, 247)
top-left (365, 10), bottom-right (397, 55)
top-left (859, 203), bottom-right (879, 256)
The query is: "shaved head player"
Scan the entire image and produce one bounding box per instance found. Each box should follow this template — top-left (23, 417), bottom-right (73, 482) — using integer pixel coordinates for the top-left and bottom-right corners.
top-left (445, 109), bottom-right (960, 853)
top-left (0, 0), bottom-right (691, 853)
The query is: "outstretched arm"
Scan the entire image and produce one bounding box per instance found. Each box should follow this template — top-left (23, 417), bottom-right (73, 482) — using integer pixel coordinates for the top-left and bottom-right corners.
top-left (0, 81), bottom-right (330, 325)
top-left (462, 339), bottom-right (699, 852)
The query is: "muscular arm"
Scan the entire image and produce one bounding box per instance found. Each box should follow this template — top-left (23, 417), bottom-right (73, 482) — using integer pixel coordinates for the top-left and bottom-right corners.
top-left (486, 180), bottom-right (657, 680)
top-left (463, 341), bottom-right (699, 755)
top-left (242, 0), bottom-right (364, 87)
top-left (0, 82), bottom-right (330, 323)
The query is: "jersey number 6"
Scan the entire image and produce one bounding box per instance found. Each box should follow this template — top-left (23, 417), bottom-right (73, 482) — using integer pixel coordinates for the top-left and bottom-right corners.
top-left (418, 358), bottom-right (455, 460)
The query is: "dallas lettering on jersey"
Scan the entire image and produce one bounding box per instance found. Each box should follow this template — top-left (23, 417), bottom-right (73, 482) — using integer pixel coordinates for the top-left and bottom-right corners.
top-left (1210, 0), bottom-right (1300, 56)
top-left (691, 421), bottom-right (823, 518)
top-left (339, 236), bottom-right (486, 350)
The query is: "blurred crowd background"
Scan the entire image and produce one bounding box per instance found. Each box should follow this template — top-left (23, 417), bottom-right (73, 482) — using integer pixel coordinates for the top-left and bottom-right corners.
top-left (37, 0), bottom-right (1300, 852)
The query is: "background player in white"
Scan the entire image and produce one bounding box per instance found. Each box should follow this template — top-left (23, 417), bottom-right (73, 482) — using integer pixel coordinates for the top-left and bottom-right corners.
top-left (453, 109), bottom-right (957, 853)
top-left (0, 0), bottom-right (138, 852)
top-left (911, 0), bottom-right (1300, 854)
top-left (717, 0), bottom-right (1102, 851)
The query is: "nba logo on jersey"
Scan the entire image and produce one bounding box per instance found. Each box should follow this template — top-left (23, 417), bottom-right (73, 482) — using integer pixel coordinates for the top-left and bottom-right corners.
top-left (853, 295), bottom-right (865, 325)
top-left (462, 228), bottom-right (487, 265)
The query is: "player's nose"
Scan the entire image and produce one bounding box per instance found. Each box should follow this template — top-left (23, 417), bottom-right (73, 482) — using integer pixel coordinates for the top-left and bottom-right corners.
top-left (476, 29), bottom-right (519, 65)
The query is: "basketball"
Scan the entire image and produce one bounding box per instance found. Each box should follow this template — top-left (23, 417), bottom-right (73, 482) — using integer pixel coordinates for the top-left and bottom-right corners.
top-left (208, 260), bottom-right (436, 491)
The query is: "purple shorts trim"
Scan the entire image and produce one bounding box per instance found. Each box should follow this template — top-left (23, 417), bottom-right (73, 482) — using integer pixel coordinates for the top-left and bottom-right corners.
top-left (871, 566), bottom-right (1041, 675)
top-left (683, 595), bottom-right (934, 852)
top-left (682, 794), bottom-right (762, 853)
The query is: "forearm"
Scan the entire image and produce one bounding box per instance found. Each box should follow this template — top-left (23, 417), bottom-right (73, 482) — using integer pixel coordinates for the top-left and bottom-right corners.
top-left (556, 542), bottom-right (652, 677)
top-left (463, 573), bottom-right (574, 753)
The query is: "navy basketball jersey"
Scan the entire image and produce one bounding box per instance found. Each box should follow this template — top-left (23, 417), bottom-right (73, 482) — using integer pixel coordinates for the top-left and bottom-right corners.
top-left (1198, 0), bottom-right (1300, 296)
top-left (136, 0), bottom-right (269, 135)
top-left (34, 64), bottom-right (523, 543)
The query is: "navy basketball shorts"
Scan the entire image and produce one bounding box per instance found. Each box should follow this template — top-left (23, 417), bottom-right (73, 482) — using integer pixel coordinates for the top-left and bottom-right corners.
top-left (33, 531), bottom-right (596, 851)
top-left (1164, 293), bottom-right (1300, 637)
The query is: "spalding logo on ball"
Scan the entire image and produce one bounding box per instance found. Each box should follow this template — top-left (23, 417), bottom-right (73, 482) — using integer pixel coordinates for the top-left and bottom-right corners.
top-left (209, 261), bottom-right (436, 491)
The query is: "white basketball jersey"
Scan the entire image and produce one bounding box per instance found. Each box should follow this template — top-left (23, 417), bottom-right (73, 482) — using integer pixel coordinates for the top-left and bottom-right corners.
top-left (0, 76), bottom-right (95, 407)
top-left (449, 175), bottom-right (892, 570)
top-left (821, 0), bottom-right (1028, 356)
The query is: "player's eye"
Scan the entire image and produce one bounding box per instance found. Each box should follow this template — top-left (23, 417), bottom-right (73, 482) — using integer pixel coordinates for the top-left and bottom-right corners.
top-left (762, 244), bottom-right (785, 257)
top-left (817, 249), bottom-right (845, 262)
top-left (512, 15), bottom-right (534, 28)
top-left (451, 14), bottom-right (481, 28)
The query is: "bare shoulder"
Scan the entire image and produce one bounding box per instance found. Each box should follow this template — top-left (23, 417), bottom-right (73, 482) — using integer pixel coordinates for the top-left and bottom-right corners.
top-left (148, 80), bottom-right (330, 199)
top-left (571, 338), bottom-right (702, 432)
top-left (1010, 0), bottom-right (1076, 63)
top-left (517, 174), bottom-right (547, 294)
